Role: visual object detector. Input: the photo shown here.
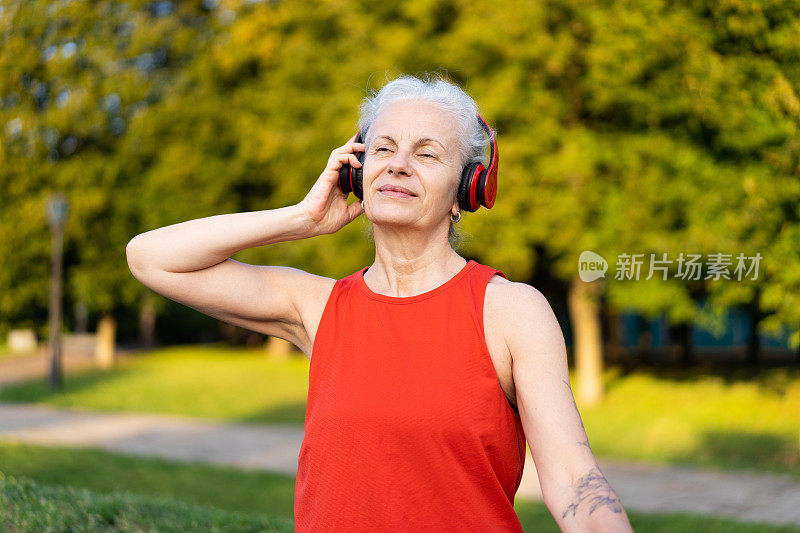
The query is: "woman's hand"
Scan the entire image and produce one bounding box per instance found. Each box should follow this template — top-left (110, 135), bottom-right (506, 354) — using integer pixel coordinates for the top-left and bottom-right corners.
top-left (297, 133), bottom-right (366, 236)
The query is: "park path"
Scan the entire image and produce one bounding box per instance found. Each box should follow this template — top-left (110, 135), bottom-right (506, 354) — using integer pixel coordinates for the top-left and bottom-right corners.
top-left (0, 402), bottom-right (799, 527)
top-left (0, 349), bottom-right (94, 386)
top-left (0, 341), bottom-right (145, 386)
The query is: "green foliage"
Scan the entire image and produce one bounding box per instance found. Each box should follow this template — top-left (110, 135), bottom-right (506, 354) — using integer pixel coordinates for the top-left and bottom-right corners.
top-left (0, 438), bottom-right (297, 520)
top-left (1, 0), bottom-right (798, 346)
top-left (0, 472), bottom-right (293, 532)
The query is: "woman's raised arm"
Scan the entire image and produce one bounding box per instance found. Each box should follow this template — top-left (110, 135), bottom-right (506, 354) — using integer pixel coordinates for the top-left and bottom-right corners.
top-left (125, 135), bottom-right (366, 355)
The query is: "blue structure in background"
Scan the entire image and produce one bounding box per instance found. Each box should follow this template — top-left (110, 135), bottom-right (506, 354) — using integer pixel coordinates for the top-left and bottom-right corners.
top-left (619, 306), bottom-right (793, 350)
top-left (549, 293), bottom-right (794, 355)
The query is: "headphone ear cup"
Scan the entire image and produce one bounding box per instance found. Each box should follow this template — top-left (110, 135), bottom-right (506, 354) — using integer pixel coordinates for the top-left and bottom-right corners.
top-left (353, 150), bottom-right (366, 200)
top-left (338, 129), bottom-right (367, 198)
top-left (338, 163), bottom-right (353, 195)
top-left (457, 164), bottom-right (473, 211)
top-left (459, 163), bottom-right (482, 212)
top-left (479, 165), bottom-right (496, 208)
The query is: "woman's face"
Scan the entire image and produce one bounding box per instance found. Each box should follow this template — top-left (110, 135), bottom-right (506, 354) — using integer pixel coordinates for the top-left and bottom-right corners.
top-left (362, 99), bottom-right (461, 232)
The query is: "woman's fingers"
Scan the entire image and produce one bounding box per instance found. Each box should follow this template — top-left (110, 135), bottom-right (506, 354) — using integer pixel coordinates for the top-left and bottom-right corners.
top-left (334, 140), bottom-right (365, 154)
top-left (332, 152), bottom-right (361, 168)
top-left (347, 197), bottom-right (365, 221)
top-left (317, 135), bottom-right (366, 203)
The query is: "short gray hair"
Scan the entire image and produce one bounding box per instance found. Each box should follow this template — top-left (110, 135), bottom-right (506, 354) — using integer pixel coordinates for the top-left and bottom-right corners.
top-left (358, 73), bottom-right (491, 169)
top-left (358, 73), bottom-right (487, 250)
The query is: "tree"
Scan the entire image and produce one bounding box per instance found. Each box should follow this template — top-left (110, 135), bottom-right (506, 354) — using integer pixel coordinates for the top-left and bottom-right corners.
top-left (2, 0), bottom-right (798, 386)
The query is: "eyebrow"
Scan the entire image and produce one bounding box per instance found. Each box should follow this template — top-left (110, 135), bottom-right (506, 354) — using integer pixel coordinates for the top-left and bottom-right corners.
top-left (374, 135), bottom-right (446, 151)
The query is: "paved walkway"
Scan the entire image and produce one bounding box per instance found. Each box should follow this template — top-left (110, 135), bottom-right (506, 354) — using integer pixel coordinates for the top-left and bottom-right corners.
top-left (0, 351), bottom-right (92, 386)
top-left (0, 342), bottom-right (144, 386)
top-left (0, 403), bottom-right (799, 527)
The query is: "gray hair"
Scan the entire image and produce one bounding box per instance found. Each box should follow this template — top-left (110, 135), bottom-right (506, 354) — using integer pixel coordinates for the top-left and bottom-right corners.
top-left (357, 73), bottom-right (488, 250)
top-left (358, 73), bottom-right (490, 169)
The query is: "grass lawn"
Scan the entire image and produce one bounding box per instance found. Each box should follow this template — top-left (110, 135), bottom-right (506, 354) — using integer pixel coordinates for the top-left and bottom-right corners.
top-left (0, 344), bottom-right (311, 424)
top-left (1, 473), bottom-right (291, 532)
top-left (1, 344), bottom-right (798, 476)
top-left (578, 362), bottom-right (800, 477)
top-left (1, 440), bottom-right (798, 532)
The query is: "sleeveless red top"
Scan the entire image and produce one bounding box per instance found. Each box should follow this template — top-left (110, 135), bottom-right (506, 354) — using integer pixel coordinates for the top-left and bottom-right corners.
top-left (294, 259), bottom-right (527, 531)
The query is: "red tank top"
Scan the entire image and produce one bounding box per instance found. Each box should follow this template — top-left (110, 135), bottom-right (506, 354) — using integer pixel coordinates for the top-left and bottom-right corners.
top-left (294, 259), bottom-right (527, 531)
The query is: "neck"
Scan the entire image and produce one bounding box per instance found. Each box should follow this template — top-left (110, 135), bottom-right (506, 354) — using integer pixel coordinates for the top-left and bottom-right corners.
top-left (366, 223), bottom-right (466, 297)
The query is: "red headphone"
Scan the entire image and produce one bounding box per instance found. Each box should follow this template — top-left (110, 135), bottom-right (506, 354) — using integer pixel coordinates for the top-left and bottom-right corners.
top-left (338, 114), bottom-right (499, 212)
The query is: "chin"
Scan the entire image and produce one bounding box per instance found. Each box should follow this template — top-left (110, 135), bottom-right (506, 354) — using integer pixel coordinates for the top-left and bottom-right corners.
top-left (368, 210), bottom-right (418, 228)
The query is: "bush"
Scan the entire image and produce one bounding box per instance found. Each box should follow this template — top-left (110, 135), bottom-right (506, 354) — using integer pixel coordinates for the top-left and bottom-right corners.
top-left (0, 472), bottom-right (293, 532)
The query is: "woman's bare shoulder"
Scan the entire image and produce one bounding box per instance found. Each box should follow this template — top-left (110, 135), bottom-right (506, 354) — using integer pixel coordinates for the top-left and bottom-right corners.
top-left (485, 277), bottom-right (555, 339)
top-left (485, 275), bottom-right (549, 309)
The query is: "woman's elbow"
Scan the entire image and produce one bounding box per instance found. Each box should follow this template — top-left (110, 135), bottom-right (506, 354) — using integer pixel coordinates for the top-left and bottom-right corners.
top-left (126, 235), bottom-right (153, 278)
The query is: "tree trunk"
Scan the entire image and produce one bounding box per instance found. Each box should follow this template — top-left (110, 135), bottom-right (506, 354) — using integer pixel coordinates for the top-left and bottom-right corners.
top-left (603, 306), bottom-right (624, 366)
top-left (94, 314), bottom-right (116, 370)
top-left (567, 277), bottom-right (604, 406)
top-left (796, 326), bottom-right (800, 364)
top-left (74, 300), bottom-right (88, 333)
top-left (747, 288), bottom-right (761, 366)
top-left (266, 336), bottom-right (294, 359)
top-left (670, 322), bottom-right (693, 367)
top-left (139, 293), bottom-right (157, 348)
top-left (219, 321), bottom-right (249, 345)
top-left (796, 329), bottom-right (800, 364)
top-left (636, 316), bottom-right (652, 364)
top-left (48, 226), bottom-right (65, 390)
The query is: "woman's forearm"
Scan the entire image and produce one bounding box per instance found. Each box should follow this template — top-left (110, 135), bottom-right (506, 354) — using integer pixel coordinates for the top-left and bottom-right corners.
top-left (549, 476), bottom-right (634, 533)
top-left (126, 204), bottom-right (316, 274)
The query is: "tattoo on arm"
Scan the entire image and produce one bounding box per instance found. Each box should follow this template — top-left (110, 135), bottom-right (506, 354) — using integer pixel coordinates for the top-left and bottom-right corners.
top-left (561, 468), bottom-right (624, 519)
top-left (563, 378), bottom-right (592, 449)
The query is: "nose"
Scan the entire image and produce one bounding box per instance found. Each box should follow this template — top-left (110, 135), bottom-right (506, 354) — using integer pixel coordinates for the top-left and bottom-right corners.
top-left (387, 149), bottom-right (412, 176)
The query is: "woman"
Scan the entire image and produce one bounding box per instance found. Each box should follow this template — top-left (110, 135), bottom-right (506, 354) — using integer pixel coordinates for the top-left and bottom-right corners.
top-left (126, 74), bottom-right (634, 532)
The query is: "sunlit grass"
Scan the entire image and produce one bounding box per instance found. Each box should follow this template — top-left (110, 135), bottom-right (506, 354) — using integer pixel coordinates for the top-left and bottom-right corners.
top-left (577, 364), bottom-right (800, 476)
top-left (0, 344), bottom-right (310, 424)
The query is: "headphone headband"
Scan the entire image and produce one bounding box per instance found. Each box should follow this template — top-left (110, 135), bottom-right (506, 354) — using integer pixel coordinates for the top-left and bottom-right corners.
top-left (473, 114), bottom-right (498, 210)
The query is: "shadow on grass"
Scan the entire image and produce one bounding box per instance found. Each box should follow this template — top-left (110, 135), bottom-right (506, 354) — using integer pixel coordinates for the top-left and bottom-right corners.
top-left (670, 429), bottom-right (800, 477)
top-left (237, 403), bottom-right (307, 425)
top-left (609, 358), bottom-right (800, 394)
top-left (0, 363), bottom-right (141, 404)
top-left (570, 357), bottom-right (800, 407)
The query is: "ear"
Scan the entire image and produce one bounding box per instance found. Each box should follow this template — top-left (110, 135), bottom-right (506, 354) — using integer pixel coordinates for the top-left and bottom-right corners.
top-left (451, 182), bottom-right (461, 214)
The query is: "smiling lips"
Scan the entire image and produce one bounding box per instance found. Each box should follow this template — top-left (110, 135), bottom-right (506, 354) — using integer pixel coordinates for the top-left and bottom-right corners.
top-left (378, 184), bottom-right (416, 198)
